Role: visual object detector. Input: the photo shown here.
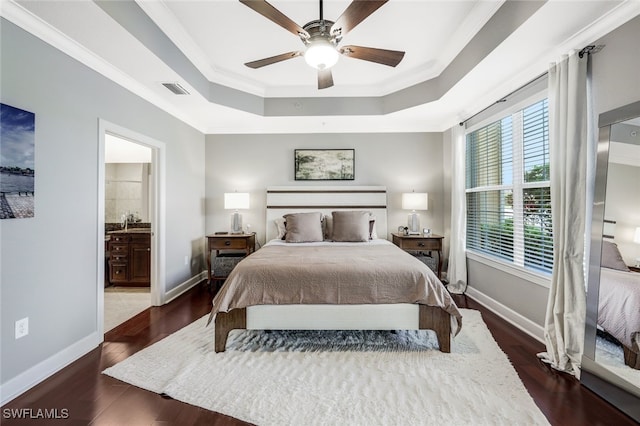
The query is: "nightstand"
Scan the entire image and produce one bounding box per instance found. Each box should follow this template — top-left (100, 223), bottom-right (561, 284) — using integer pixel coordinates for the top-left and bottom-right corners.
top-left (391, 233), bottom-right (444, 279)
top-left (206, 233), bottom-right (256, 292)
top-left (628, 266), bottom-right (640, 273)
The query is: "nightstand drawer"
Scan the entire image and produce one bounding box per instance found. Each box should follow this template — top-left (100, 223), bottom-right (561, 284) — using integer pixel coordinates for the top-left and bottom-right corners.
top-left (209, 238), bottom-right (249, 250)
top-left (401, 239), bottom-right (441, 251)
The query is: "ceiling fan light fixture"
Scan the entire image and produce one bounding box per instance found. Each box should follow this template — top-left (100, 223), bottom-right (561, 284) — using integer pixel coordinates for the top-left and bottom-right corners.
top-left (304, 39), bottom-right (339, 70)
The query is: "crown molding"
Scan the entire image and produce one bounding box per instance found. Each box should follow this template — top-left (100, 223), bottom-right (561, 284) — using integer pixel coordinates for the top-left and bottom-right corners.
top-left (136, 0), bottom-right (268, 97)
top-left (1, 0), bottom-right (207, 133)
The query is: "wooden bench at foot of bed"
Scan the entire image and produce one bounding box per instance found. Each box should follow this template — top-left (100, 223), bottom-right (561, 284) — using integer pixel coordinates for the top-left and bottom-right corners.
top-left (214, 305), bottom-right (451, 353)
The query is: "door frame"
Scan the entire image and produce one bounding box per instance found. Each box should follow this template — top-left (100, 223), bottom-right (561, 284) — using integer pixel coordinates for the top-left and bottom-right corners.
top-left (97, 119), bottom-right (166, 338)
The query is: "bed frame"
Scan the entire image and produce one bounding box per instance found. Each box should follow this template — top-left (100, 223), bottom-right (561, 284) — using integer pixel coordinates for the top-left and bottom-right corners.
top-left (214, 186), bottom-right (452, 353)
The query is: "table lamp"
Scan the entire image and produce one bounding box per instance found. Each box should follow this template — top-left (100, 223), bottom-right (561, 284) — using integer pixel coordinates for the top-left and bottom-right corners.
top-left (402, 192), bottom-right (428, 235)
top-left (224, 192), bottom-right (250, 234)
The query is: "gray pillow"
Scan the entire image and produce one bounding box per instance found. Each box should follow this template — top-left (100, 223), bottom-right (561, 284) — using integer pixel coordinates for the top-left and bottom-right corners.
top-left (331, 211), bottom-right (370, 242)
top-left (601, 241), bottom-right (630, 271)
top-left (325, 212), bottom-right (377, 240)
top-left (283, 212), bottom-right (323, 243)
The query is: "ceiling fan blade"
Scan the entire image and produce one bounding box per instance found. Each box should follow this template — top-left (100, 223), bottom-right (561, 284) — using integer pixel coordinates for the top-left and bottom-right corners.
top-left (318, 68), bottom-right (334, 90)
top-left (245, 51), bottom-right (303, 69)
top-left (239, 0), bottom-right (309, 38)
top-left (340, 45), bottom-right (405, 67)
top-left (331, 0), bottom-right (387, 38)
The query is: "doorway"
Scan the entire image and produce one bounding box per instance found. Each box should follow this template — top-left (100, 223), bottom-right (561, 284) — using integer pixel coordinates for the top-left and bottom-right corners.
top-left (97, 120), bottom-right (165, 338)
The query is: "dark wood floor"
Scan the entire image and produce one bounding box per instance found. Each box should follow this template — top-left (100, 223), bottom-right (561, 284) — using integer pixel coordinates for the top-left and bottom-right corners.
top-left (2, 284), bottom-right (638, 425)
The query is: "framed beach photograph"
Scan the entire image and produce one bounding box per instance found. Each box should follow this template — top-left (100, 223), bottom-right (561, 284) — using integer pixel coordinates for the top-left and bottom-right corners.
top-left (1, 103), bottom-right (35, 219)
top-left (294, 149), bottom-right (354, 181)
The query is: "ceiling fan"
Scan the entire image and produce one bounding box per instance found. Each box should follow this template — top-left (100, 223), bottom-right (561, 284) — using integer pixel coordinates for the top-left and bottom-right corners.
top-left (240, 0), bottom-right (405, 89)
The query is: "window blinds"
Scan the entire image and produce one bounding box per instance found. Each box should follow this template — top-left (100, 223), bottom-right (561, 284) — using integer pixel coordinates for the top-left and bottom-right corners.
top-left (466, 98), bottom-right (552, 273)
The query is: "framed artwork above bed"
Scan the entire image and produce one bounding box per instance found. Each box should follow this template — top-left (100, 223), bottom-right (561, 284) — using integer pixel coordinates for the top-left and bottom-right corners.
top-left (294, 149), bottom-right (354, 181)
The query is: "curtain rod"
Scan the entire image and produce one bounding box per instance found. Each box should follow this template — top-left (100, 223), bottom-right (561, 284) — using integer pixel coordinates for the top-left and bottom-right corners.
top-left (459, 44), bottom-right (604, 127)
top-left (458, 71), bottom-right (547, 127)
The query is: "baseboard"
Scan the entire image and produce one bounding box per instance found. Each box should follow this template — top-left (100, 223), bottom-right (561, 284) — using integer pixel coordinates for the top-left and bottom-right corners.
top-left (1, 272), bottom-right (206, 406)
top-left (0, 332), bottom-right (101, 406)
top-left (465, 286), bottom-right (545, 344)
top-left (163, 271), bottom-right (207, 304)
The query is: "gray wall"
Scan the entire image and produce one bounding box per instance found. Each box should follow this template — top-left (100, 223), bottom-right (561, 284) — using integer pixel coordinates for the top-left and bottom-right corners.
top-left (0, 19), bottom-right (205, 386)
top-left (449, 15), bottom-right (640, 329)
top-left (604, 161), bottom-right (640, 265)
top-left (205, 133), bottom-right (445, 246)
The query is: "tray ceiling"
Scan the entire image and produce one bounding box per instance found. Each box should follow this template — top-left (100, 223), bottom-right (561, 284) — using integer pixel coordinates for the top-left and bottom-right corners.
top-left (4, 0), bottom-right (639, 133)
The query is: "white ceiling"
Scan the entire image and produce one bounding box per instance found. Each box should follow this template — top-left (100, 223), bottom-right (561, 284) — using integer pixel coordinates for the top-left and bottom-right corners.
top-left (4, 0), bottom-right (640, 134)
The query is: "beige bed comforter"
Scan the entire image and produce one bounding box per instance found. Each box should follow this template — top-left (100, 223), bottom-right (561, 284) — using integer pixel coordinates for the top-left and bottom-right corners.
top-left (209, 240), bottom-right (462, 332)
top-left (598, 267), bottom-right (640, 351)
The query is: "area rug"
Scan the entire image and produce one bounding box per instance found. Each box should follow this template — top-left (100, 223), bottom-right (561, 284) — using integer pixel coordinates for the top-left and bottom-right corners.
top-left (103, 309), bottom-right (549, 425)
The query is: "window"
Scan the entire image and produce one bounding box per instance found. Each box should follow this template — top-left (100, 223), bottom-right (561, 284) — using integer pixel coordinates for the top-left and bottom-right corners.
top-left (466, 98), bottom-right (552, 273)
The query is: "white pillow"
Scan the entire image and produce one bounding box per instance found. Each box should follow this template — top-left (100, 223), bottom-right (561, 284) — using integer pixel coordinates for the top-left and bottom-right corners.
top-left (369, 214), bottom-right (378, 239)
top-left (274, 217), bottom-right (286, 240)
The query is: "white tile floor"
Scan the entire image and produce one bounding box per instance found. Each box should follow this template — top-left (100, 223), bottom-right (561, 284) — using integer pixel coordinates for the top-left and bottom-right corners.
top-left (104, 287), bottom-right (151, 332)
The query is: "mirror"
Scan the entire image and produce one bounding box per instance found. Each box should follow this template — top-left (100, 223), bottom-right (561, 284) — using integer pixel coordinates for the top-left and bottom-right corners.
top-left (582, 100), bottom-right (640, 421)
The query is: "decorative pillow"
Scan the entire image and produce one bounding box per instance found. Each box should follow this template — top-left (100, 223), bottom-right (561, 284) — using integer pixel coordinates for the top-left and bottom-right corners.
top-left (283, 212), bottom-right (323, 243)
top-left (325, 212), bottom-right (378, 240)
top-left (331, 211), bottom-right (370, 242)
top-left (274, 217), bottom-right (286, 240)
top-left (601, 241), bottom-right (630, 271)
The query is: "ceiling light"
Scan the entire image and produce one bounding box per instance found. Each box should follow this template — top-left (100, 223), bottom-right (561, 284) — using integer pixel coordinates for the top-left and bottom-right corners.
top-left (304, 39), bottom-right (339, 70)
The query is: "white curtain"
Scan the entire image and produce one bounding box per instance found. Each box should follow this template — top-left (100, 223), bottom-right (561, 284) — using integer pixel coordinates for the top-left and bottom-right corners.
top-left (537, 52), bottom-right (592, 376)
top-left (447, 124), bottom-right (468, 294)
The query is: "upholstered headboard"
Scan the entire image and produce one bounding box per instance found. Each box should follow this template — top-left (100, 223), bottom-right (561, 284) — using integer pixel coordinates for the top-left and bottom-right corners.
top-left (265, 186), bottom-right (388, 242)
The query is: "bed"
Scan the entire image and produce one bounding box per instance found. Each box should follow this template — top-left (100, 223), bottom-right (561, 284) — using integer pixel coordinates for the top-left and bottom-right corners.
top-left (598, 241), bottom-right (640, 369)
top-left (209, 186), bottom-right (462, 353)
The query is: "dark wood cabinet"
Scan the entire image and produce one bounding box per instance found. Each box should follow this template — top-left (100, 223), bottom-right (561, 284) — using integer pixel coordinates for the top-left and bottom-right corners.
top-left (206, 234), bottom-right (255, 289)
top-left (108, 232), bottom-right (151, 286)
top-left (391, 232), bottom-right (444, 279)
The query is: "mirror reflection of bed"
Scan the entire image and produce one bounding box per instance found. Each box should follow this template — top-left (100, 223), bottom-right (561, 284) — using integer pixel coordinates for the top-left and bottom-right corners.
top-left (591, 115), bottom-right (640, 390)
top-left (581, 102), bottom-right (640, 412)
top-left (596, 240), bottom-right (640, 385)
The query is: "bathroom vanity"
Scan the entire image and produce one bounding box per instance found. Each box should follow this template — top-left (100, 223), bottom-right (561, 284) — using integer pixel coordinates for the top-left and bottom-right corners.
top-left (107, 229), bottom-right (151, 287)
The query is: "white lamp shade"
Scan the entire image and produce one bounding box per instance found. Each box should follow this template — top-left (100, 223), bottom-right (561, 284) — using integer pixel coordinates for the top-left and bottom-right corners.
top-left (304, 40), bottom-right (339, 70)
top-left (634, 227), bottom-right (640, 244)
top-left (402, 192), bottom-right (428, 210)
top-left (224, 192), bottom-right (250, 210)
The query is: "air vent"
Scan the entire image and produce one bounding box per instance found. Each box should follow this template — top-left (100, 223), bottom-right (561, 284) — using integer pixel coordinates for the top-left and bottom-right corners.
top-left (162, 82), bottom-right (190, 95)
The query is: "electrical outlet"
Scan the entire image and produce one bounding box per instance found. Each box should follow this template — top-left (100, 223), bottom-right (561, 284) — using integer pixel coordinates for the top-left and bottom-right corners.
top-left (15, 317), bottom-right (29, 339)
top-left (184, 255), bottom-right (189, 266)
